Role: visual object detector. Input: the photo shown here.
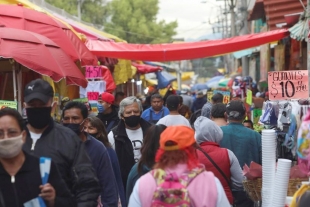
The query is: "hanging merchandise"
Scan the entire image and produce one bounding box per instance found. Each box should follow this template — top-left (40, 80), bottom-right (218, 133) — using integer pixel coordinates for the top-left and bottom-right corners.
top-left (260, 102), bottom-right (279, 126)
top-left (259, 100), bottom-right (307, 161)
top-left (297, 110), bottom-right (310, 175)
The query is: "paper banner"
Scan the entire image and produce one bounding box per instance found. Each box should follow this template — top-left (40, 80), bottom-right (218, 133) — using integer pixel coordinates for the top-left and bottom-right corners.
top-left (0, 100), bottom-right (17, 109)
top-left (213, 90), bottom-right (230, 104)
top-left (246, 89), bottom-right (252, 105)
top-left (268, 70), bottom-right (308, 100)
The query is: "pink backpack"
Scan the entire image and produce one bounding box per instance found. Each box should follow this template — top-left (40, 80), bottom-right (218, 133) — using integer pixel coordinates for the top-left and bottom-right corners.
top-left (150, 166), bottom-right (204, 207)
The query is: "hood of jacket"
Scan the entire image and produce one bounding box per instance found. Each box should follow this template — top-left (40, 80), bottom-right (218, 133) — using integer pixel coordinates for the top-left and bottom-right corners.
top-left (194, 116), bottom-right (223, 144)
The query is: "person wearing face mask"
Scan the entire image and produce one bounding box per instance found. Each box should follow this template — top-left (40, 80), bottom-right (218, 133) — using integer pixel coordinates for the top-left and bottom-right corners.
top-left (22, 79), bottom-right (100, 207)
top-left (62, 101), bottom-right (119, 207)
top-left (84, 117), bottom-right (126, 207)
top-left (108, 96), bottom-right (152, 191)
top-left (96, 92), bottom-right (120, 133)
top-left (0, 108), bottom-right (75, 207)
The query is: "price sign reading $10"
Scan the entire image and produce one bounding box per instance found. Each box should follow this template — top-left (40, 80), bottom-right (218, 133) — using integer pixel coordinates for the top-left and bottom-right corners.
top-left (268, 70), bottom-right (308, 100)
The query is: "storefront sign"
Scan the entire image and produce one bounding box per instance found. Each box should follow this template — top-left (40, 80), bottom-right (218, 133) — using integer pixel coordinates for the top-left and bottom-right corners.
top-left (0, 100), bottom-right (17, 109)
top-left (246, 89), bottom-right (252, 105)
top-left (213, 90), bottom-right (230, 104)
top-left (268, 70), bottom-right (308, 100)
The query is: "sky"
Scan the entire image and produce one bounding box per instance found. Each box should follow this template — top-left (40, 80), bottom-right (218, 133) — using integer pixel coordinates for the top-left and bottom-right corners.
top-left (157, 0), bottom-right (225, 41)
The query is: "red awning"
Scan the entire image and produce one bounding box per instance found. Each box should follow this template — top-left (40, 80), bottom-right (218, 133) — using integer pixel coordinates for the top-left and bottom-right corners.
top-left (132, 62), bottom-right (162, 74)
top-left (85, 29), bottom-right (289, 61)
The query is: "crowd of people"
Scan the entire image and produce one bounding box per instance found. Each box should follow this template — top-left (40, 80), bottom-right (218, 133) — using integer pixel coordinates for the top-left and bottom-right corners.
top-left (0, 78), bottom-right (267, 207)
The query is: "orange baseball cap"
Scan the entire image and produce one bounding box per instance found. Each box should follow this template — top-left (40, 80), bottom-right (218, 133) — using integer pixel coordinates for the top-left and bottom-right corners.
top-left (159, 126), bottom-right (195, 151)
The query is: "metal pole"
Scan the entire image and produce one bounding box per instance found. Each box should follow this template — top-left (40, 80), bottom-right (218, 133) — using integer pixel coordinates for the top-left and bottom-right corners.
top-left (77, 0), bottom-right (81, 21)
top-left (12, 64), bottom-right (17, 102)
top-left (230, 4), bottom-right (236, 36)
top-left (241, 0), bottom-right (249, 76)
top-left (224, 0), bottom-right (229, 37)
top-left (308, 0), bottom-right (310, 94)
top-left (177, 61), bottom-right (182, 91)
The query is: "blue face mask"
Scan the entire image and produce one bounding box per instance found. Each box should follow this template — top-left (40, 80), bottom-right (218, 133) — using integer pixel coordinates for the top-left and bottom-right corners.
top-left (97, 103), bottom-right (105, 113)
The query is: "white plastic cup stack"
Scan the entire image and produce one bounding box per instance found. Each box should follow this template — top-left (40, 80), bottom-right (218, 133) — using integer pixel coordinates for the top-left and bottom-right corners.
top-left (271, 159), bottom-right (292, 207)
top-left (261, 129), bottom-right (277, 207)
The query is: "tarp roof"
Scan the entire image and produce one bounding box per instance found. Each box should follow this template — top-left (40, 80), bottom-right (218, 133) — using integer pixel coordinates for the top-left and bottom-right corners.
top-left (85, 29), bottom-right (289, 61)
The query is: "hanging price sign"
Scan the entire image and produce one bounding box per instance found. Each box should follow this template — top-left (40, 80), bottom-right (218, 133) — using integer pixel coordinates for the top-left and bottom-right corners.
top-left (268, 70), bottom-right (308, 100)
top-left (85, 66), bottom-right (102, 78)
top-left (87, 92), bottom-right (99, 101)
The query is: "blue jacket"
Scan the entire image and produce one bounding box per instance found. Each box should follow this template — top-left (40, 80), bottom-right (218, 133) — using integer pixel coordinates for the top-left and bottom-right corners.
top-left (84, 134), bottom-right (118, 207)
top-left (106, 147), bottom-right (126, 207)
top-left (141, 107), bottom-right (169, 124)
top-left (220, 123), bottom-right (262, 167)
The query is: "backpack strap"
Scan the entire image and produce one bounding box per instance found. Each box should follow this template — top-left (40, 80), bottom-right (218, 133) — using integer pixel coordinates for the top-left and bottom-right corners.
top-left (196, 147), bottom-right (232, 189)
top-left (178, 166), bottom-right (205, 187)
top-left (151, 169), bottom-right (167, 185)
top-left (106, 120), bottom-right (115, 132)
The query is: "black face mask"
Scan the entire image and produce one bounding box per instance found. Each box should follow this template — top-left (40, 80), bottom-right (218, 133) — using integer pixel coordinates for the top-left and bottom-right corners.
top-left (88, 132), bottom-right (98, 138)
top-left (63, 123), bottom-right (82, 136)
top-left (123, 115), bottom-right (141, 128)
top-left (26, 107), bottom-right (52, 129)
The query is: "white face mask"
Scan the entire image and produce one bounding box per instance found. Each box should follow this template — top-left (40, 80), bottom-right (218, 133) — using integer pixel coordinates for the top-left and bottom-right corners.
top-left (0, 134), bottom-right (24, 159)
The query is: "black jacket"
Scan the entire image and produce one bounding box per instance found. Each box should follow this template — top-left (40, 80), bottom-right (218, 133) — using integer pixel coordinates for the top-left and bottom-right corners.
top-left (97, 106), bottom-right (120, 133)
top-left (111, 118), bottom-right (152, 190)
top-left (0, 151), bottom-right (76, 207)
top-left (23, 119), bottom-right (100, 207)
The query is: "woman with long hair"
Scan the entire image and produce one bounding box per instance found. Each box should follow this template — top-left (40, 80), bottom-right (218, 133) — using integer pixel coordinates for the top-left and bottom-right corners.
top-left (84, 117), bottom-right (125, 207)
top-left (128, 126), bottom-right (230, 207)
top-left (126, 124), bottom-right (167, 201)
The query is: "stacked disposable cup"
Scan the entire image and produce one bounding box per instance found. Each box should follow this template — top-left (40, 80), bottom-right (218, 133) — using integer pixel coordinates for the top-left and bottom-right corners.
top-left (271, 159), bottom-right (292, 207)
top-left (261, 129), bottom-right (277, 207)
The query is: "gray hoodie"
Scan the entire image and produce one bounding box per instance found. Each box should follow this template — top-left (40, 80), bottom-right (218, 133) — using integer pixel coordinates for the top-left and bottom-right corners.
top-left (194, 116), bottom-right (244, 191)
top-left (194, 116), bottom-right (223, 144)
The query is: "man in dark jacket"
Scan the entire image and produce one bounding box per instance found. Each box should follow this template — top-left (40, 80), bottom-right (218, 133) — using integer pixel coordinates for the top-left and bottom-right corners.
top-left (97, 92), bottom-right (119, 133)
top-left (62, 101), bottom-right (119, 207)
top-left (22, 79), bottom-right (100, 207)
top-left (191, 91), bottom-right (207, 112)
top-left (107, 96), bottom-right (152, 190)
